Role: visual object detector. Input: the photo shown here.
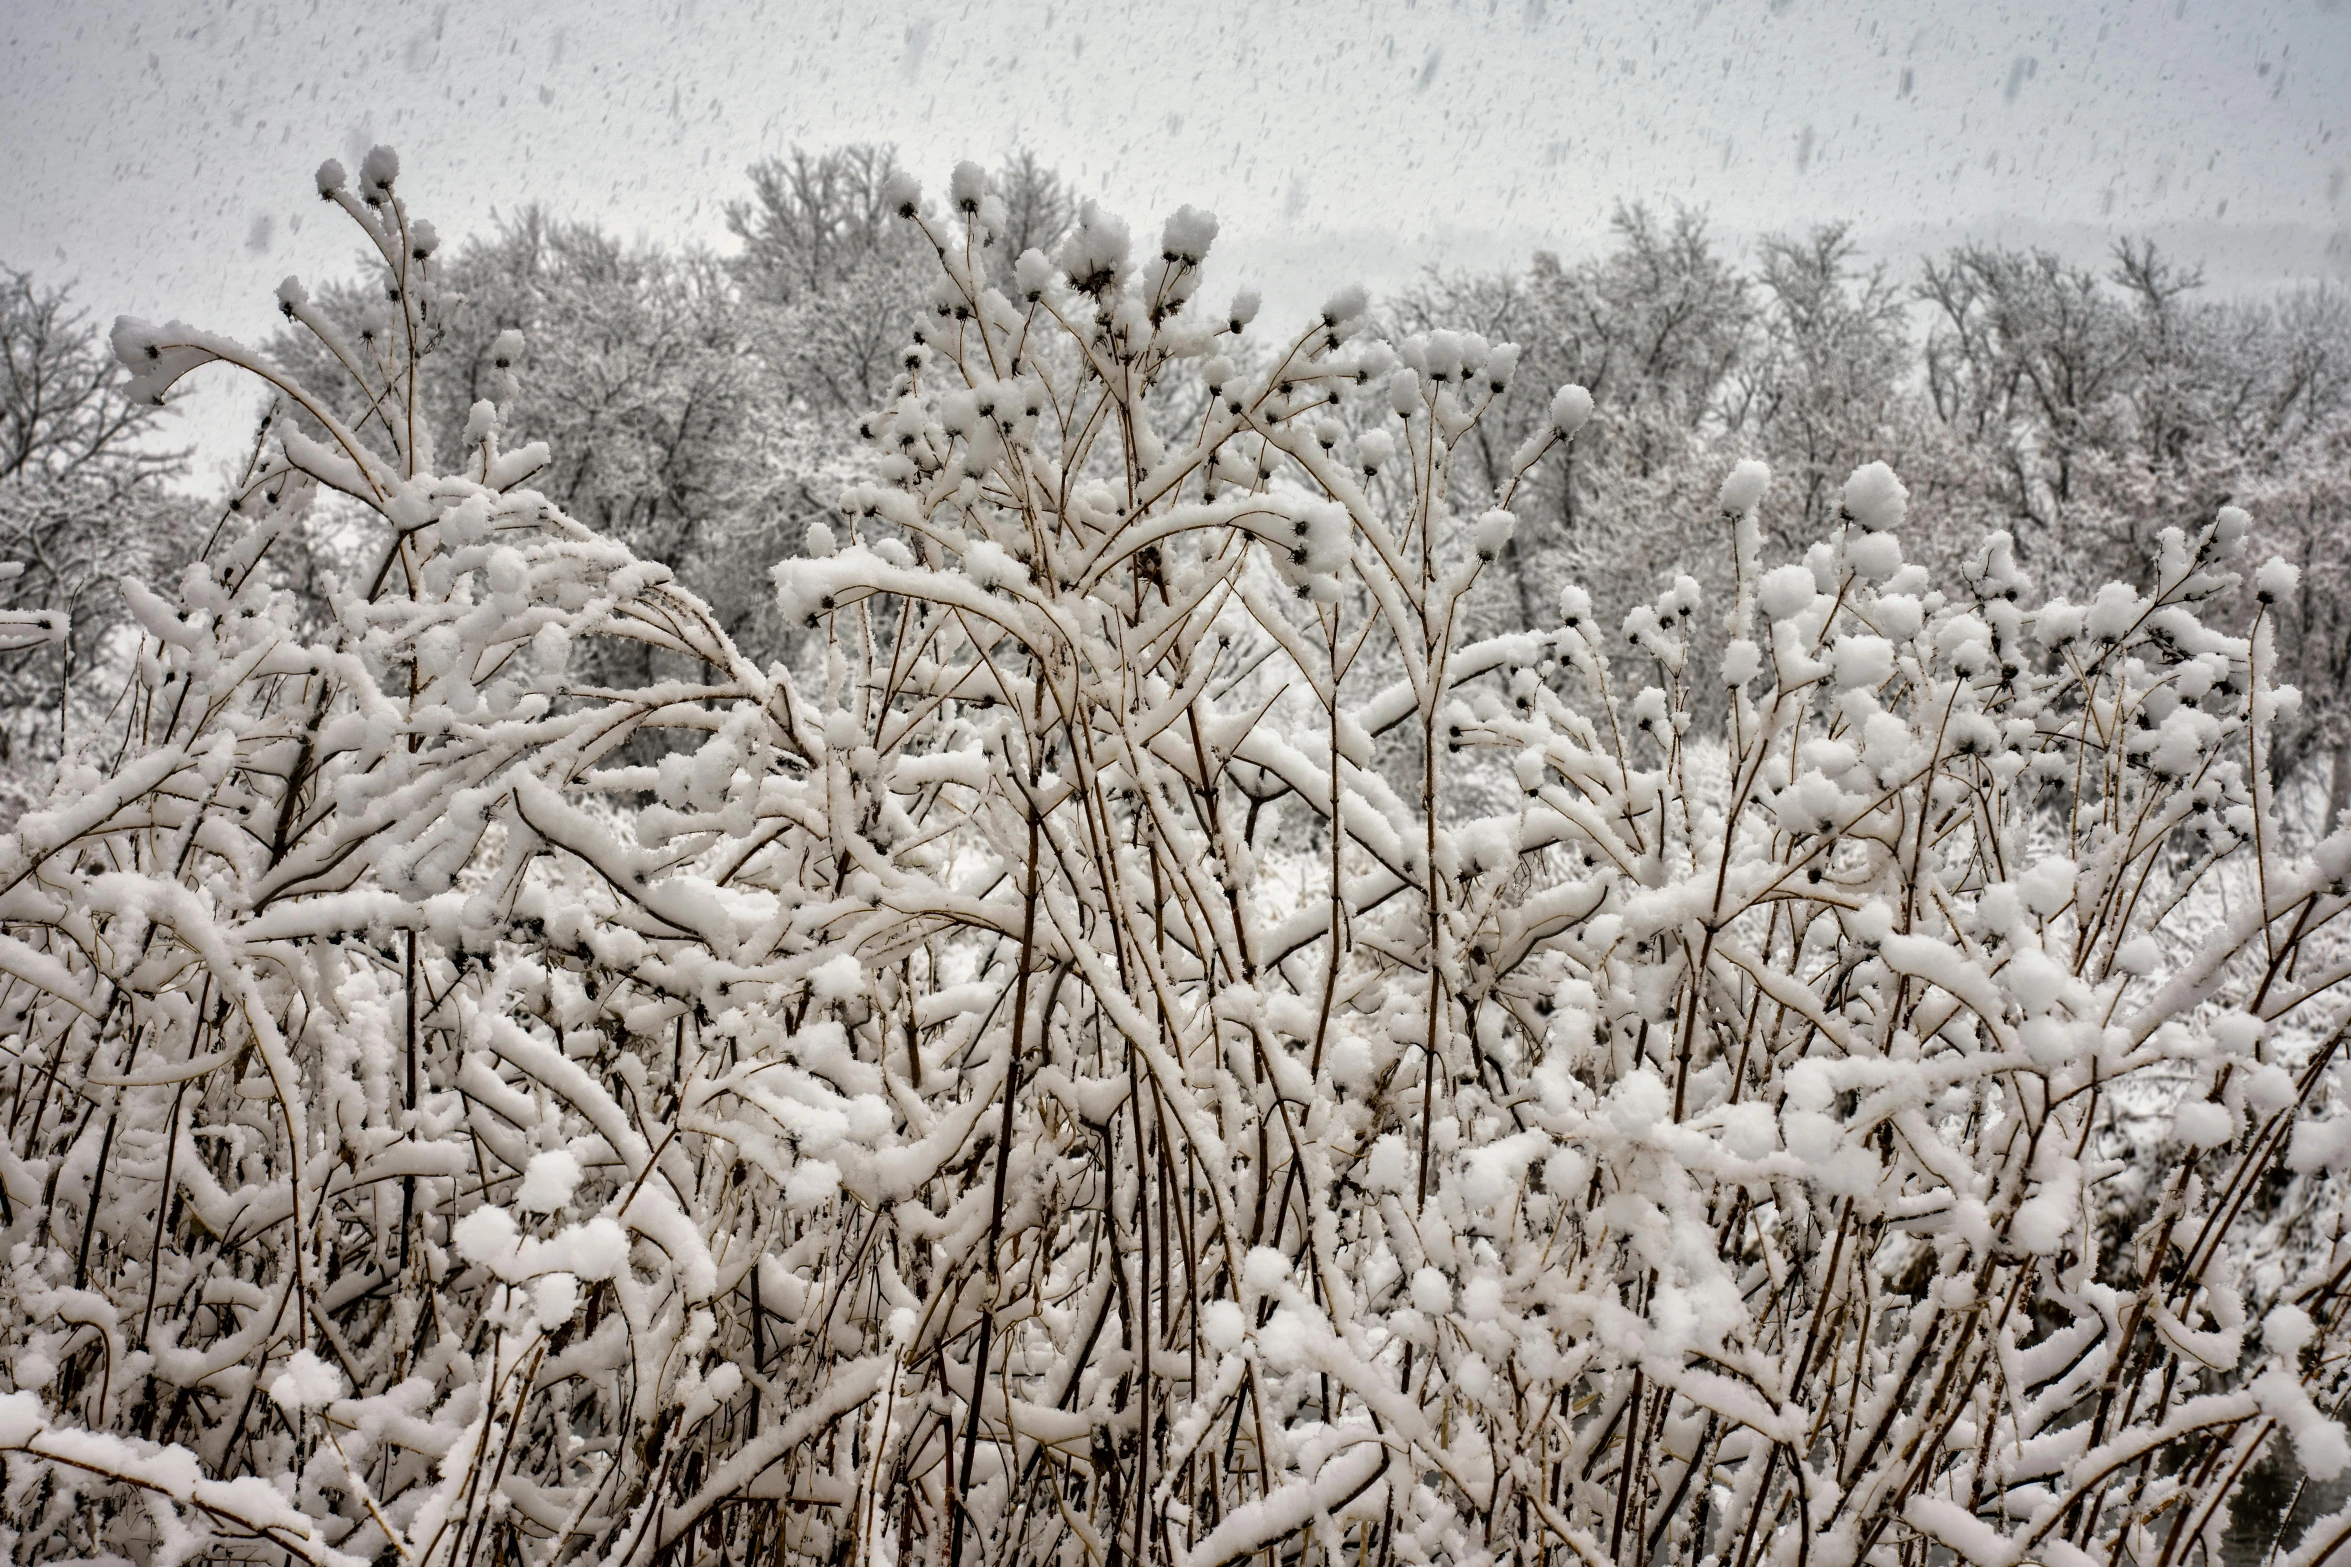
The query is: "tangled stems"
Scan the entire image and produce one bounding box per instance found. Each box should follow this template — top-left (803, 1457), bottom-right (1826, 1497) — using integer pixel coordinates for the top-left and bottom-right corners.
top-left (0, 149), bottom-right (2346, 1567)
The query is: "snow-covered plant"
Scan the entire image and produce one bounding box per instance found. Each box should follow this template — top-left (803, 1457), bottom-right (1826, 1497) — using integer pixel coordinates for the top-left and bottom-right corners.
top-left (2, 148), bottom-right (2349, 1567)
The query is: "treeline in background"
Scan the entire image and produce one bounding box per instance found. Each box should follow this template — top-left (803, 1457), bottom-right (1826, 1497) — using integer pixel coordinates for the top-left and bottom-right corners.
top-left (6, 144), bottom-right (2348, 822)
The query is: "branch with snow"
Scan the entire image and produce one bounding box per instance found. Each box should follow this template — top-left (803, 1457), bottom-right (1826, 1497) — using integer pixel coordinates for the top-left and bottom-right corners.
top-left (0, 147), bottom-right (2343, 1567)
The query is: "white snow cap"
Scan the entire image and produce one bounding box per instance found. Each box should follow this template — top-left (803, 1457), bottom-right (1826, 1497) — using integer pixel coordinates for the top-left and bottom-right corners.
top-left (1718, 1101), bottom-right (1777, 1158)
top-left (360, 145), bottom-right (401, 197)
top-left (1473, 509), bottom-right (1516, 561)
top-left (1226, 287), bottom-right (1262, 331)
top-left (1840, 461), bottom-right (1908, 532)
top-left (1758, 564), bottom-right (1819, 622)
top-left (810, 953), bottom-right (865, 1002)
top-left (949, 161), bottom-right (988, 213)
top-left (548, 1216), bottom-right (631, 1281)
top-left (1014, 248), bottom-right (1055, 300)
top-left (1321, 283), bottom-right (1369, 327)
top-left (1717, 459), bottom-right (1771, 514)
top-left (1201, 1299), bottom-right (1245, 1351)
top-left (453, 1204), bottom-right (519, 1268)
top-left (2017, 857), bottom-right (2076, 917)
top-left (785, 1158), bottom-right (841, 1212)
top-left (2172, 1099), bottom-right (2233, 1149)
top-left (1160, 205), bottom-right (1219, 265)
top-left (269, 1349), bottom-right (348, 1413)
top-left (2009, 1192), bottom-right (2073, 1253)
top-left (1830, 635), bottom-right (1894, 689)
top-left (1059, 200), bottom-right (1132, 285)
top-left (2003, 950), bottom-right (2069, 1013)
top-left (2254, 1369), bottom-right (2351, 1480)
top-left (1242, 1246), bottom-right (1290, 1295)
top-left (2265, 1304), bottom-right (2316, 1358)
top-left (533, 1273), bottom-right (579, 1332)
top-left (1550, 384), bottom-right (1594, 436)
top-left (2212, 1013), bottom-right (2266, 1054)
top-left (515, 1149), bottom-right (584, 1213)
top-left (314, 159), bottom-right (347, 196)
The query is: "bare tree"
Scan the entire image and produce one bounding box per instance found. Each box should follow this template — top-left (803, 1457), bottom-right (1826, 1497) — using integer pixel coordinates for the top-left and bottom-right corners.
top-left (0, 266), bottom-right (195, 815)
top-left (727, 144), bottom-right (919, 306)
top-left (1739, 224), bottom-right (1910, 535)
top-left (0, 268), bottom-right (181, 485)
top-left (992, 147), bottom-right (1075, 285)
top-left (1918, 245), bottom-right (2134, 546)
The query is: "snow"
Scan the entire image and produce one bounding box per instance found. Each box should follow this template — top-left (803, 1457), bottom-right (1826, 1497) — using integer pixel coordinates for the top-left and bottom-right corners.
top-left (948, 160), bottom-right (987, 213)
top-left (1549, 381), bottom-right (1594, 435)
top-left (1830, 634), bottom-right (1894, 688)
top-left (452, 1204), bottom-right (520, 1269)
top-left (2173, 1100), bottom-right (2235, 1149)
top-left (2254, 1369), bottom-right (2351, 1481)
top-left (544, 1216), bottom-right (632, 1281)
top-left (1242, 1246), bottom-right (1291, 1295)
top-left (1717, 458), bottom-right (1771, 514)
top-left (1758, 563), bottom-right (1819, 620)
top-left (1839, 459), bottom-right (1909, 531)
top-left (2002, 950), bottom-right (2070, 1012)
top-left (514, 1149), bottom-right (584, 1212)
top-left (1320, 282), bottom-right (1369, 326)
top-left (2017, 857), bottom-right (2076, 916)
top-left (808, 953), bottom-right (865, 1002)
top-left (2256, 557), bottom-right (2301, 602)
top-left (785, 1158), bottom-right (841, 1212)
top-left (268, 1349), bottom-right (348, 1414)
top-left (359, 144), bottom-right (400, 196)
top-left (1201, 1299), bottom-right (1246, 1352)
top-left (533, 1272), bottom-right (579, 1331)
top-left (6, 137), bottom-right (2348, 1567)
top-left (2266, 1304), bottom-right (2316, 1357)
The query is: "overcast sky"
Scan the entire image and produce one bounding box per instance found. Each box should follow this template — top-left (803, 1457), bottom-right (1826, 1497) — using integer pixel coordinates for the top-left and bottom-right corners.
top-left (4, 0), bottom-right (2347, 476)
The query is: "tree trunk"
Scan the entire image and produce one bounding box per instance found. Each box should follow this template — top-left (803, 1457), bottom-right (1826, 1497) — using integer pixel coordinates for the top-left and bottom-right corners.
top-left (2328, 735), bottom-right (2351, 836)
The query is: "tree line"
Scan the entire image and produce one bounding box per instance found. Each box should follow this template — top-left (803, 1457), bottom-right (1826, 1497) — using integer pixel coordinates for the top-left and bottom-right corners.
top-left (4, 147), bottom-right (2348, 818)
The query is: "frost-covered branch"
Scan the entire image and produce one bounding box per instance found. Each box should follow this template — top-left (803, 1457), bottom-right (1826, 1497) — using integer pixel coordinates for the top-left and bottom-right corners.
top-left (0, 148), bottom-right (2345, 1567)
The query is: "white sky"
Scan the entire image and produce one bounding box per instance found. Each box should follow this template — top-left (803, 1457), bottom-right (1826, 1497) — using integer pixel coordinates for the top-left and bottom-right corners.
top-left (4, 0), bottom-right (2347, 476)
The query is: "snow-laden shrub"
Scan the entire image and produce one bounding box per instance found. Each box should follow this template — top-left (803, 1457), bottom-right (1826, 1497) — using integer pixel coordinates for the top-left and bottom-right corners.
top-left (0, 149), bottom-right (2348, 1567)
